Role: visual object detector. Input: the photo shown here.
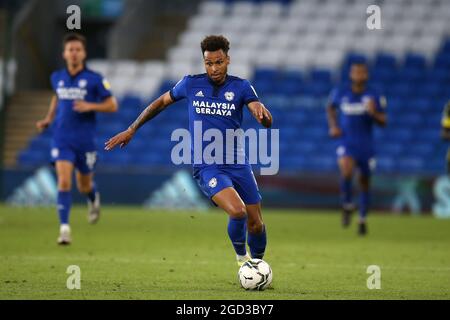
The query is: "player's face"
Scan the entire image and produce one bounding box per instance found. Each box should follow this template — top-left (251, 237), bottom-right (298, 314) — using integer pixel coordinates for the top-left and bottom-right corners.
top-left (63, 41), bottom-right (86, 67)
top-left (350, 64), bottom-right (369, 85)
top-left (203, 50), bottom-right (230, 84)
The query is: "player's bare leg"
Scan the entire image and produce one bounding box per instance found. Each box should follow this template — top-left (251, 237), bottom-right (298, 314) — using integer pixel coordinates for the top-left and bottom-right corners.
top-left (56, 161), bottom-right (74, 245)
top-left (212, 187), bottom-right (247, 218)
top-left (246, 203), bottom-right (267, 259)
top-left (358, 174), bottom-right (370, 236)
top-left (76, 171), bottom-right (100, 224)
top-left (338, 156), bottom-right (355, 227)
top-left (212, 187), bottom-right (251, 265)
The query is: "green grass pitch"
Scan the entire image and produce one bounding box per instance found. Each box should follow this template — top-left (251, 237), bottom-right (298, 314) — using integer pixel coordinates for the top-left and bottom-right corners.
top-left (0, 204), bottom-right (449, 300)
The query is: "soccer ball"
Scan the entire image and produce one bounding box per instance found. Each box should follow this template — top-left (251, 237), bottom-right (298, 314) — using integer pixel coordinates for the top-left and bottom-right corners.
top-left (238, 259), bottom-right (273, 291)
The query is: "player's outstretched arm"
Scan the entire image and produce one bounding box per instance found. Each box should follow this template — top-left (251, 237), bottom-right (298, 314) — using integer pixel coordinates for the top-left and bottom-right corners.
top-left (104, 91), bottom-right (174, 150)
top-left (326, 104), bottom-right (342, 138)
top-left (73, 96), bottom-right (118, 113)
top-left (36, 95), bottom-right (58, 132)
top-left (367, 99), bottom-right (387, 127)
top-left (247, 101), bottom-right (272, 128)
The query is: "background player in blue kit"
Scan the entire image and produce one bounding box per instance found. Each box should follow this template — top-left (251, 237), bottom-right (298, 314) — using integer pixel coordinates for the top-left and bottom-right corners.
top-left (105, 35), bottom-right (272, 266)
top-left (326, 62), bottom-right (387, 235)
top-left (36, 33), bottom-right (118, 245)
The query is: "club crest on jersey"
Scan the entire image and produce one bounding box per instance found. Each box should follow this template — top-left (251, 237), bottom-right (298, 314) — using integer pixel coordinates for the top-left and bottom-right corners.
top-left (224, 91), bottom-right (234, 101)
top-left (58, 80), bottom-right (64, 87)
top-left (208, 177), bottom-right (217, 188)
top-left (78, 79), bottom-right (87, 88)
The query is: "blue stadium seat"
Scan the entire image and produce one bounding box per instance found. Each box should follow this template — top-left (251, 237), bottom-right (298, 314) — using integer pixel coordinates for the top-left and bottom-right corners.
top-left (305, 156), bottom-right (336, 172)
top-left (253, 79), bottom-right (276, 95)
top-left (309, 69), bottom-right (332, 84)
top-left (416, 128), bottom-right (439, 143)
top-left (385, 83), bottom-right (412, 98)
top-left (369, 81), bottom-right (385, 93)
top-left (441, 39), bottom-right (450, 54)
top-left (374, 53), bottom-right (397, 69)
top-left (403, 53), bottom-right (427, 70)
top-left (419, 83), bottom-right (445, 99)
top-left (99, 149), bottom-right (132, 166)
top-left (376, 156), bottom-right (395, 173)
top-left (396, 68), bottom-right (424, 82)
top-left (407, 97), bottom-right (432, 112)
top-left (274, 80), bottom-right (302, 95)
top-left (29, 136), bottom-right (51, 150)
top-left (389, 113), bottom-right (423, 129)
top-left (426, 67), bottom-right (450, 84)
top-left (292, 141), bottom-right (316, 154)
top-left (408, 143), bottom-right (435, 157)
top-left (434, 53), bottom-right (450, 70)
top-left (17, 150), bottom-right (49, 166)
top-left (385, 128), bottom-right (413, 143)
top-left (280, 70), bottom-right (303, 83)
top-left (377, 143), bottom-right (404, 157)
top-left (371, 68), bottom-right (396, 82)
top-left (120, 95), bottom-right (142, 108)
top-left (344, 53), bottom-right (368, 66)
top-left (253, 68), bottom-right (279, 81)
top-left (396, 157), bottom-right (425, 173)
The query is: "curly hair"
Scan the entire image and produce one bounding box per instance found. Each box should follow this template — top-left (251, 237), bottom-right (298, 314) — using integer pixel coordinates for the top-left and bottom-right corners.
top-left (200, 35), bottom-right (230, 55)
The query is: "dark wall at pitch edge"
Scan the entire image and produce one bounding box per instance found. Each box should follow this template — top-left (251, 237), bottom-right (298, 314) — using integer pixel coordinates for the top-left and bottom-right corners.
top-left (0, 167), bottom-right (441, 213)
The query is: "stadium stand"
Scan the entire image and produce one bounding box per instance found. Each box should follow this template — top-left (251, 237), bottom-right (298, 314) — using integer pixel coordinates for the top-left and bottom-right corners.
top-left (15, 0), bottom-right (450, 175)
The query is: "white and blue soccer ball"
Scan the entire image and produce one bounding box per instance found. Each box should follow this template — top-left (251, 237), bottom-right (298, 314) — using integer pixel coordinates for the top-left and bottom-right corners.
top-left (238, 259), bottom-right (273, 291)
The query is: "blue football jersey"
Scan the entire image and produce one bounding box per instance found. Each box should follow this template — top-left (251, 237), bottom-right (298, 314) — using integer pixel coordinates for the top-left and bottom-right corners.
top-left (170, 74), bottom-right (259, 168)
top-left (50, 67), bottom-right (112, 149)
top-left (328, 85), bottom-right (387, 152)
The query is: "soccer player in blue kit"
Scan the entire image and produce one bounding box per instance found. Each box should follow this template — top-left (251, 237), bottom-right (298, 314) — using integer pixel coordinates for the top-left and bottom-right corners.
top-left (105, 35), bottom-right (272, 266)
top-left (36, 33), bottom-right (118, 245)
top-left (326, 62), bottom-right (387, 235)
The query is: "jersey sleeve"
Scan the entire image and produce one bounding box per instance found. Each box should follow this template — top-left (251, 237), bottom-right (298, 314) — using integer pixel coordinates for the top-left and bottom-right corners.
top-left (95, 75), bottom-right (113, 101)
top-left (169, 76), bottom-right (189, 102)
top-left (328, 88), bottom-right (340, 108)
top-left (242, 80), bottom-right (259, 105)
top-left (373, 92), bottom-right (387, 113)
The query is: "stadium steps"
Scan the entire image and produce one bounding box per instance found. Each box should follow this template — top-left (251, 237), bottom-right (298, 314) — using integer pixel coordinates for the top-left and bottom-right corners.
top-left (0, 10), bottom-right (5, 55)
top-left (109, 0), bottom-right (199, 60)
top-left (137, 14), bottom-right (190, 61)
top-left (2, 90), bottom-right (52, 167)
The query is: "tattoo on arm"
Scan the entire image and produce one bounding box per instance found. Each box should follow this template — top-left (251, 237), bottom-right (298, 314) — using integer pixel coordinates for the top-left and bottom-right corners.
top-left (130, 104), bottom-right (162, 131)
top-left (129, 93), bottom-right (172, 131)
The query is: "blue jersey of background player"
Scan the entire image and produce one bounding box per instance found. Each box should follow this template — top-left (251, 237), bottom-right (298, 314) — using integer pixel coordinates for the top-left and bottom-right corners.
top-left (106, 35), bottom-right (273, 266)
top-left (36, 33), bottom-right (118, 245)
top-left (326, 62), bottom-right (387, 235)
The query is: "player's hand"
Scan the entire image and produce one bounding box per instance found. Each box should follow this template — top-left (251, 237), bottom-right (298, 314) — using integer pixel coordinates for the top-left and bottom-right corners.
top-left (329, 126), bottom-right (342, 138)
top-left (104, 128), bottom-right (135, 150)
top-left (366, 99), bottom-right (377, 116)
top-left (73, 100), bottom-right (94, 113)
top-left (251, 103), bottom-right (272, 128)
top-left (36, 118), bottom-right (51, 132)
